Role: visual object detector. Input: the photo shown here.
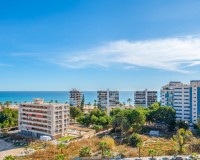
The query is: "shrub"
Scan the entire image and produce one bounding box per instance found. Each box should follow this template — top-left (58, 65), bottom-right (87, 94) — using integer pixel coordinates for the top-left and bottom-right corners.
top-left (79, 146), bottom-right (92, 157)
top-left (3, 155), bottom-right (15, 160)
top-left (92, 125), bottom-right (103, 132)
top-left (101, 136), bottom-right (115, 150)
top-left (129, 133), bottom-right (142, 147)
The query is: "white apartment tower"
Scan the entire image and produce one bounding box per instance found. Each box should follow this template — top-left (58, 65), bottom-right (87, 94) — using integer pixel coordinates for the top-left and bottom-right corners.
top-left (190, 80), bottom-right (200, 124)
top-left (18, 98), bottom-right (70, 138)
top-left (134, 89), bottom-right (157, 107)
top-left (97, 89), bottom-right (119, 114)
top-left (161, 80), bottom-right (200, 124)
top-left (69, 89), bottom-right (82, 107)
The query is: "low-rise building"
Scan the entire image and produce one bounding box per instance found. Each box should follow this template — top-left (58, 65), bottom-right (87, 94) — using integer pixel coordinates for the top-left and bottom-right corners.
top-left (18, 98), bottom-right (70, 138)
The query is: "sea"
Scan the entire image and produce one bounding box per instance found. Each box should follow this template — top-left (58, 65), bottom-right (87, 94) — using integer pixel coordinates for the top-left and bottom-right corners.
top-left (0, 91), bottom-right (135, 105)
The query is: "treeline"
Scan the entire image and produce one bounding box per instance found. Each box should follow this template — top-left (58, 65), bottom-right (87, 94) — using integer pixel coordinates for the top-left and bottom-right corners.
top-left (70, 102), bottom-right (176, 133)
top-left (0, 108), bottom-right (18, 130)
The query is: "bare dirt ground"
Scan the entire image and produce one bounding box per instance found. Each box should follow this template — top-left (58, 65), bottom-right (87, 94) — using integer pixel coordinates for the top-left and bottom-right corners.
top-left (0, 139), bottom-right (24, 160)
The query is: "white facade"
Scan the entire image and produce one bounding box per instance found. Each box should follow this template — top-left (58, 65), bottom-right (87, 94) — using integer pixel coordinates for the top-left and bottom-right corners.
top-left (190, 80), bottom-right (200, 124)
top-left (18, 98), bottom-right (70, 138)
top-left (173, 85), bottom-right (190, 122)
top-left (161, 80), bottom-right (200, 124)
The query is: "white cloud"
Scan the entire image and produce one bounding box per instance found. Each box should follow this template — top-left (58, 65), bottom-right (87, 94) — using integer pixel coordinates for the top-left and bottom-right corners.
top-left (53, 36), bottom-right (200, 73)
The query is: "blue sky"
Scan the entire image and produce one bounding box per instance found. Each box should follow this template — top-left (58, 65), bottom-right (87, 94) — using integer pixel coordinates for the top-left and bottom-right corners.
top-left (1, 0), bottom-right (200, 91)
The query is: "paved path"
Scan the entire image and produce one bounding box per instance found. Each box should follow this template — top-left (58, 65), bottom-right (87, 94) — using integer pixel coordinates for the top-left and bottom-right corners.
top-left (0, 139), bottom-right (24, 160)
top-left (122, 155), bottom-right (200, 160)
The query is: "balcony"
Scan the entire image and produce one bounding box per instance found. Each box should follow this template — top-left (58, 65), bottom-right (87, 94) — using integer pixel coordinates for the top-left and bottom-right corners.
top-left (22, 109), bottom-right (48, 115)
top-left (21, 118), bottom-right (48, 125)
top-left (22, 106), bottom-right (48, 110)
top-left (21, 124), bottom-right (49, 131)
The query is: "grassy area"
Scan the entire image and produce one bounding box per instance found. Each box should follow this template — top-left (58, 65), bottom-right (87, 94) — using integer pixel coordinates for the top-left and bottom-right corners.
top-left (16, 135), bottom-right (199, 160)
top-left (58, 136), bottom-right (74, 142)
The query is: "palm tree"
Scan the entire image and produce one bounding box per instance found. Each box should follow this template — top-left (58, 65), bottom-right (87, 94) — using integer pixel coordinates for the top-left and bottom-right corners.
top-left (58, 144), bottom-right (65, 154)
top-left (0, 102), bottom-right (3, 109)
top-left (4, 101), bottom-right (12, 107)
top-left (79, 146), bottom-right (92, 157)
top-left (94, 100), bottom-right (97, 107)
top-left (119, 103), bottom-right (123, 107)
top-left (55, 100), bottom-right (58, 103)
top-left (127, 98), bottom-right (132, 106)
top-left (137, 139), bottom-right (143, 158)
top-left (99, 141), bottom-right (107, 160)
top-left (56, 154), bottom-right (65, 160)
top-left (148, 149), bottom-right (156, 160)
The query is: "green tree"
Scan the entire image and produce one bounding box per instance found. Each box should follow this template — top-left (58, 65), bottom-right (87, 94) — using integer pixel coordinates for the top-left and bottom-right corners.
top-left (79, 146), bottom-right (92, 157)
top-left (128, 109), bottom-right (146, 132)
top-left (112, 112), bottom-right (131, 143)
top-left (154, 106), bottom-right (176, 131)
top-left (80, 94), bottom-right (85, 111)
top-left (149, 102), bottom-right (160, 110)
top-left (172, 128), bottom-right (193, 153)
top-left (56, 154), bottom-right (65, 160)
top-left (4, 101), bottom-right (12, 107)
top-left (197, 118), bottom-right (200, 129)
top-left (129, 133), bottom-right (143, 158)
top-left (110, 108), bottom-right (121, 117)
top-left (0, 108), bottom-right (18, 130)
top-left (3, 155), bottom-right (15, 160)
top-left (70, 106), bottom-right (82, 123)
top-left (55, 100), bottom-right (58, 103)
top-left (98, 116), bottom-right (111, 129)
top-left (176, 120), bottom-right (189, 130)
top-left (92, 125), bottom-right (103, 132)
top-left (94, 100), bottom-right (97, 107)
top-left (148, 149), bottom-right (156, 159)
top-left (127, 98), bottom-right (132, 106)
top-left (91, 115), bottom-right (99, 125)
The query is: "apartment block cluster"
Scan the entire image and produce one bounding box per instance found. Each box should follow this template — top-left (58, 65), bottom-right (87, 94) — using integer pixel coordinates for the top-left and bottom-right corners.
top-left (18, 80), bottom-right (200, 138)
top-left (70, 88), bottom-right (157, 114)
top-left (161, 80), bottom-right (200, 125)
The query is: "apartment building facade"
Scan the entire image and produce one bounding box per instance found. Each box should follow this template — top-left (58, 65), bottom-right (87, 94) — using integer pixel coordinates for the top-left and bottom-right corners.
top-left (134, 89), bottom-right (157, 107)
top-left (69, 89), bottom-right (82, 107)
top-left (190, 80), bottom-right (200, 124)
top-left (97, 89), bottom-right (119, 114)
top-left (18, 98), bottom-right (70, 138)
top-left (161, 80), bottom-right (200, 124)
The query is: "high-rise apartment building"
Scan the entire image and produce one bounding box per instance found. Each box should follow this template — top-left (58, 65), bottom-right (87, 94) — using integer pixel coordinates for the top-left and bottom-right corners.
top-left (69, 89), bottom-right (82, 107)
top-left (134, 89), bottom-right (157, 107)
top-left (190, 80), bottom-right (200, 124)
top-left (161, 80), bottom-right (200, 124)
top-left (18, 98), bottom-right (70, 138)
top-left (97, 89), bottom-right (119, 114)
